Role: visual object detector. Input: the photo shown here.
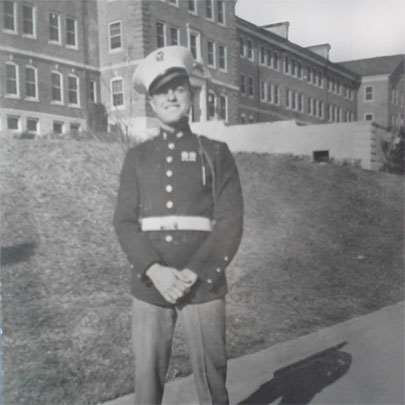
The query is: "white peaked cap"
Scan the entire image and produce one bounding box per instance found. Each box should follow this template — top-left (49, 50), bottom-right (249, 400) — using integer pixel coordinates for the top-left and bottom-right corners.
top-left (133, 46), bottom-right (194, 95)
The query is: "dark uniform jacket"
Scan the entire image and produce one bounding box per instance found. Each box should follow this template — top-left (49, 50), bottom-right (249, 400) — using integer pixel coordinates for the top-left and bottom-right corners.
top-left (113, 123), bottom-right (243, 307)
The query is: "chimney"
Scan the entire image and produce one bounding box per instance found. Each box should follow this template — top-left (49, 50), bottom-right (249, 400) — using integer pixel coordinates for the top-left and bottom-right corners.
top-left (306, 44), bottom-right (331, 60)
top-left (261, 22), bottom-right (290, 40)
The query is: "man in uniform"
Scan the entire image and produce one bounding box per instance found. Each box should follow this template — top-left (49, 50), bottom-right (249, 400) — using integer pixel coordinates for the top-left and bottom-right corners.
top-left (113, 46), bottom-right (244, 405)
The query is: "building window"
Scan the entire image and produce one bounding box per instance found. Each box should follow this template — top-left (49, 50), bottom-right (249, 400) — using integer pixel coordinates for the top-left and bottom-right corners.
top-left (3, 1), bottom-right (17, 33)
top-left (207, 41), bottom-right (215, 67)
top-left (188, 0), bottom-right (197, 14)
top-left (66, 17), bottom-right (78, 48)
top-left (53, 121), bottom-right (64, 134)
top-left (25, 66), bottom-right (38, 99)
top-left (292, 91), bottom-right (297, 110)
top-left (217, 0), bottom-right (225, 24)
top-left (239, 37), bottom-right (245, 57)
top-left (274, 84), bottom-right (279, 104)
top-left (188, 30), bottom-right (201, 60)
top-left (156, 22), bottom-right (165, 48)
top-left (89, 80), bottom-right (97, 103)
top-left (297, 62), bottom-right (302, 79)
top-left (284, 56), bottom-right (290, 74)
top-left (7, 115), bottom-right (19, 130)
top-left (169, 27), bottom-right (179, 46)
top-left (109, 21), bottom-right (122, 51)
top-left (298, 93), bottom-right (303, 112)
top-left (51, 71), bottom-right (63, 103)
top-left (308, 97), bottom-right (313, 116)
top-left (68, 75), bottom-right (79, 106)
top-left (365, 113), bottom-right (374, 121)
top-left (49, 12), bottom-right (61, 43)
top-left (218, 95), bottom-right (227, 120)
top-left (248, 77), bottom-right (254, 97)
top-left (240, 75), bottom-right (246, 94)
top-left (273, 52), bottom-right (279, 70)
top-left (240, 114), bottom-right (246, 124)
top-left (70, 122), bottom-right (80, 134)
top-left (111, 78), bottom-right (124, 107)
top-left (167, 0), bottom-right (178, 5)
top-left (285, 88), bottom-right (291, 109)
top-left (207, 92), bottom-right (216, 120)
top-left (247, 39), bottom-right (253, 61)
top-left (260, 80), bottom-right (266, 102)
top-left (22, 4), bottom-right (36, 37)
top-left (267, 83), bottom-right (273, 104)
top-left (26, 117), bottom-right (39, 133)
top-left (218, 45), bottom-right (226, 70)
top-left (364, 86), bottom-right (374, 101)
top-left (319, 100), bottom-right (324, 118)
top-left (260, 47), bottom-right (265, 65)
top-left (206, 0), bottom-right (213, 19)
top-left (5, 62), bottom-right (19, 97)
top-left (291, 61), bottom-right (297, 77)
top-left (266, 49), bottom-right (271, 66)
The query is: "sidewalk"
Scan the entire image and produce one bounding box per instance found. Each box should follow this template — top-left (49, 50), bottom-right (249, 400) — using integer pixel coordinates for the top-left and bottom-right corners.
top-left (103, 301), bottom-right (405, 405)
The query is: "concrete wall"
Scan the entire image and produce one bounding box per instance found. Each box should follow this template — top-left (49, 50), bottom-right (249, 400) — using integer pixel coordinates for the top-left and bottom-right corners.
top-left (191, 120), bottom-right (391, 171)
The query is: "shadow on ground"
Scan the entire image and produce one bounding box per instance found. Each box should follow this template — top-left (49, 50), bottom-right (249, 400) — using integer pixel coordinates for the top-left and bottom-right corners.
top-left (238, 342), bottom-right (352, 405)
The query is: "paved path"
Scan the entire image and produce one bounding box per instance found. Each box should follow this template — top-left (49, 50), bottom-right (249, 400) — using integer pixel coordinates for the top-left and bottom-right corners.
top-left (103, 301), bottom-right (405, 405)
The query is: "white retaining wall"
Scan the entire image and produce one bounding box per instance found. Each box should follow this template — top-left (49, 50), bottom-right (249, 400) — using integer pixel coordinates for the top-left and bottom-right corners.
top-left (191, 120), bottom-right (391, 171)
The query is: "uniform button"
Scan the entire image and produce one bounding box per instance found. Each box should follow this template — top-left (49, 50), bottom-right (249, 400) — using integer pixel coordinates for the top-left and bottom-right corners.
top-left (165, 234), bottom-right (173, 243)
top-left (176, 132), bottom-right (183, 139)
top-left (224, 256), bottom-right (229, 262)
top-left (166, 170), bottom-right (173, 177)
top-left (166, 200), bottom-right (174, 209)
top-left (166, 184), bottom-right (173, 193)
top-left (168, 142), bottom-right (175, 150)
top-left (207, 279), bottom-right (213, 284)
top-left (137, 273), bottom-right (142, 279)
top-left (216, 267), bottom-right (222, 273)
top-left (166, 156), bottom-right (173, 163)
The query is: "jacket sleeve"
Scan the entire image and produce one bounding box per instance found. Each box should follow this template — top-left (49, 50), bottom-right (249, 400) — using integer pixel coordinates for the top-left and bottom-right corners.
top-left (113, 148), bottom-right (161, 280)
top-left (185, 142), bottom-right (244, 289)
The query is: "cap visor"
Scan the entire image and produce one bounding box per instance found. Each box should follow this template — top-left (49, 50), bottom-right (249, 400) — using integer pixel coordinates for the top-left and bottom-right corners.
top-left (149, 68), bottom-right (188, 95)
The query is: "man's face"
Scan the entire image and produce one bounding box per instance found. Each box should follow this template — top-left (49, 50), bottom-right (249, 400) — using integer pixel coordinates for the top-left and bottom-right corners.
top-left (149, 77), bottom-right (192, 125)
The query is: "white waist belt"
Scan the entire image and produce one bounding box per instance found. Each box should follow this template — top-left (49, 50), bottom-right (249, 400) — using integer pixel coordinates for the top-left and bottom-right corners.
top-left (140, 215), bottom-right (213, 232)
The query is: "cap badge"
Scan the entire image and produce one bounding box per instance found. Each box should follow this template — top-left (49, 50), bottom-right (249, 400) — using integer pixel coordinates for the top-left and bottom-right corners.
top-left (156, 51), bottom-right (164, 62)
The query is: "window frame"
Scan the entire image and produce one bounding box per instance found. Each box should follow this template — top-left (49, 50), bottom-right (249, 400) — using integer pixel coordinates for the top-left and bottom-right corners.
top-left (188, 28), bottom-right (201, 61)
top-left (51, 70), bottom-right (64, 104)
top-left (49, 12), bottom-right (61, 44)
top-left (364, 113), bottom-right (374, 121)
top-left (26, 117), bottom-right (39, 134)
top-left (7, 115), bottom-right (20, 131)
top-left (207, 90), bottom-right (216, 120)
top-left (239, 37), bottom-right (245, 57)
top-left (240, 74), bottom-right (246, 94)
top-left (111, 77), bottom-right (124, 108)
top-left (5, 61), bottom-right (20, 98)
top-left (3, 1), bottom-right (17, 34)
top-left (205, 0), bottom-right (214, 21)
top-left (53, 121), bottom-right (64, 134)
top-left (22, 3), bottom-right (37, 38)
top-left (218, 94), bottom-right (227, 121)
top-left (67, 74), bottom-right (80, 107)
top-left (24, 65), bottom-right (38, 101)
top-left (89, 80), bottom-right (97, 103)
top-left (218, 44), bottom-right (227, 71)
top-left (169, 26), bottom-right (179, 46)
top-left (364, 85), bottom-right (374, 102)
top-left (66, 16), bottom-right (78, 49)
top-left (217, 0), bottom-right (225, 25)
top-left (108, 20), bottom-right (123, 52)
top-left (247, 76), bottom-right (254, 97)
top-left (188, 0), bottom-right (197, 14)
top-left (207, 40), bottom-right (216, 68)
top-left (246, 39), bottom-right (254, 62)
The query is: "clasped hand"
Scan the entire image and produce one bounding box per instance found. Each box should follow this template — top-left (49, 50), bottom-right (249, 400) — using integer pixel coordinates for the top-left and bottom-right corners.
top-left (146, 264), bottom-right (197, 304)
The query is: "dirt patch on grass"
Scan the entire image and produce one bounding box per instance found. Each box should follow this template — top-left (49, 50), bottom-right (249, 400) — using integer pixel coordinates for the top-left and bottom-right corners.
top-left (1, 139), bottom-right (403, 404)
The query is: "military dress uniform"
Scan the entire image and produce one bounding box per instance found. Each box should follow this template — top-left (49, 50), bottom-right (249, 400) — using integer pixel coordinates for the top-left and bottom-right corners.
top-left (113, 46), bottom-right (244, 405)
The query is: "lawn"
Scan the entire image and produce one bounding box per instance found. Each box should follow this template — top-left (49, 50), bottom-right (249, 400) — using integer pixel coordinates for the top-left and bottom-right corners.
top-left (1, 138), bottom-right (403, 405)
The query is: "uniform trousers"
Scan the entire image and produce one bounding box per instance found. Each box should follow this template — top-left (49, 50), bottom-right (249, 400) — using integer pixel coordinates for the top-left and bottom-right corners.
top-left (132, 297), bottom-right (229, 405)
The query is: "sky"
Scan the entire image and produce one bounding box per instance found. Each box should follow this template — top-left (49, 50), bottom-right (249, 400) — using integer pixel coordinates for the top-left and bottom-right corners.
top-left (235, 0), bottom-right (405, 62)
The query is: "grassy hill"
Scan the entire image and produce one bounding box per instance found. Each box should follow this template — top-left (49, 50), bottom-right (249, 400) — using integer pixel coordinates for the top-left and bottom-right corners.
top-left (1, 138), bottom-right (403, 405)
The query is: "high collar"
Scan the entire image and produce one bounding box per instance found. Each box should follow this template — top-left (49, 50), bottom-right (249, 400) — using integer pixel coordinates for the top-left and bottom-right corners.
top-left (159, 117), bottom-right (192, 140)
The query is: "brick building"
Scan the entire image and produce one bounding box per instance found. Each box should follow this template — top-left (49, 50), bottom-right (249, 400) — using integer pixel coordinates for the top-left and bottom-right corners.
top-left (1, 0), bottom-right (403, 136)
top-left (339, 55), bottom-right (405, 131)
